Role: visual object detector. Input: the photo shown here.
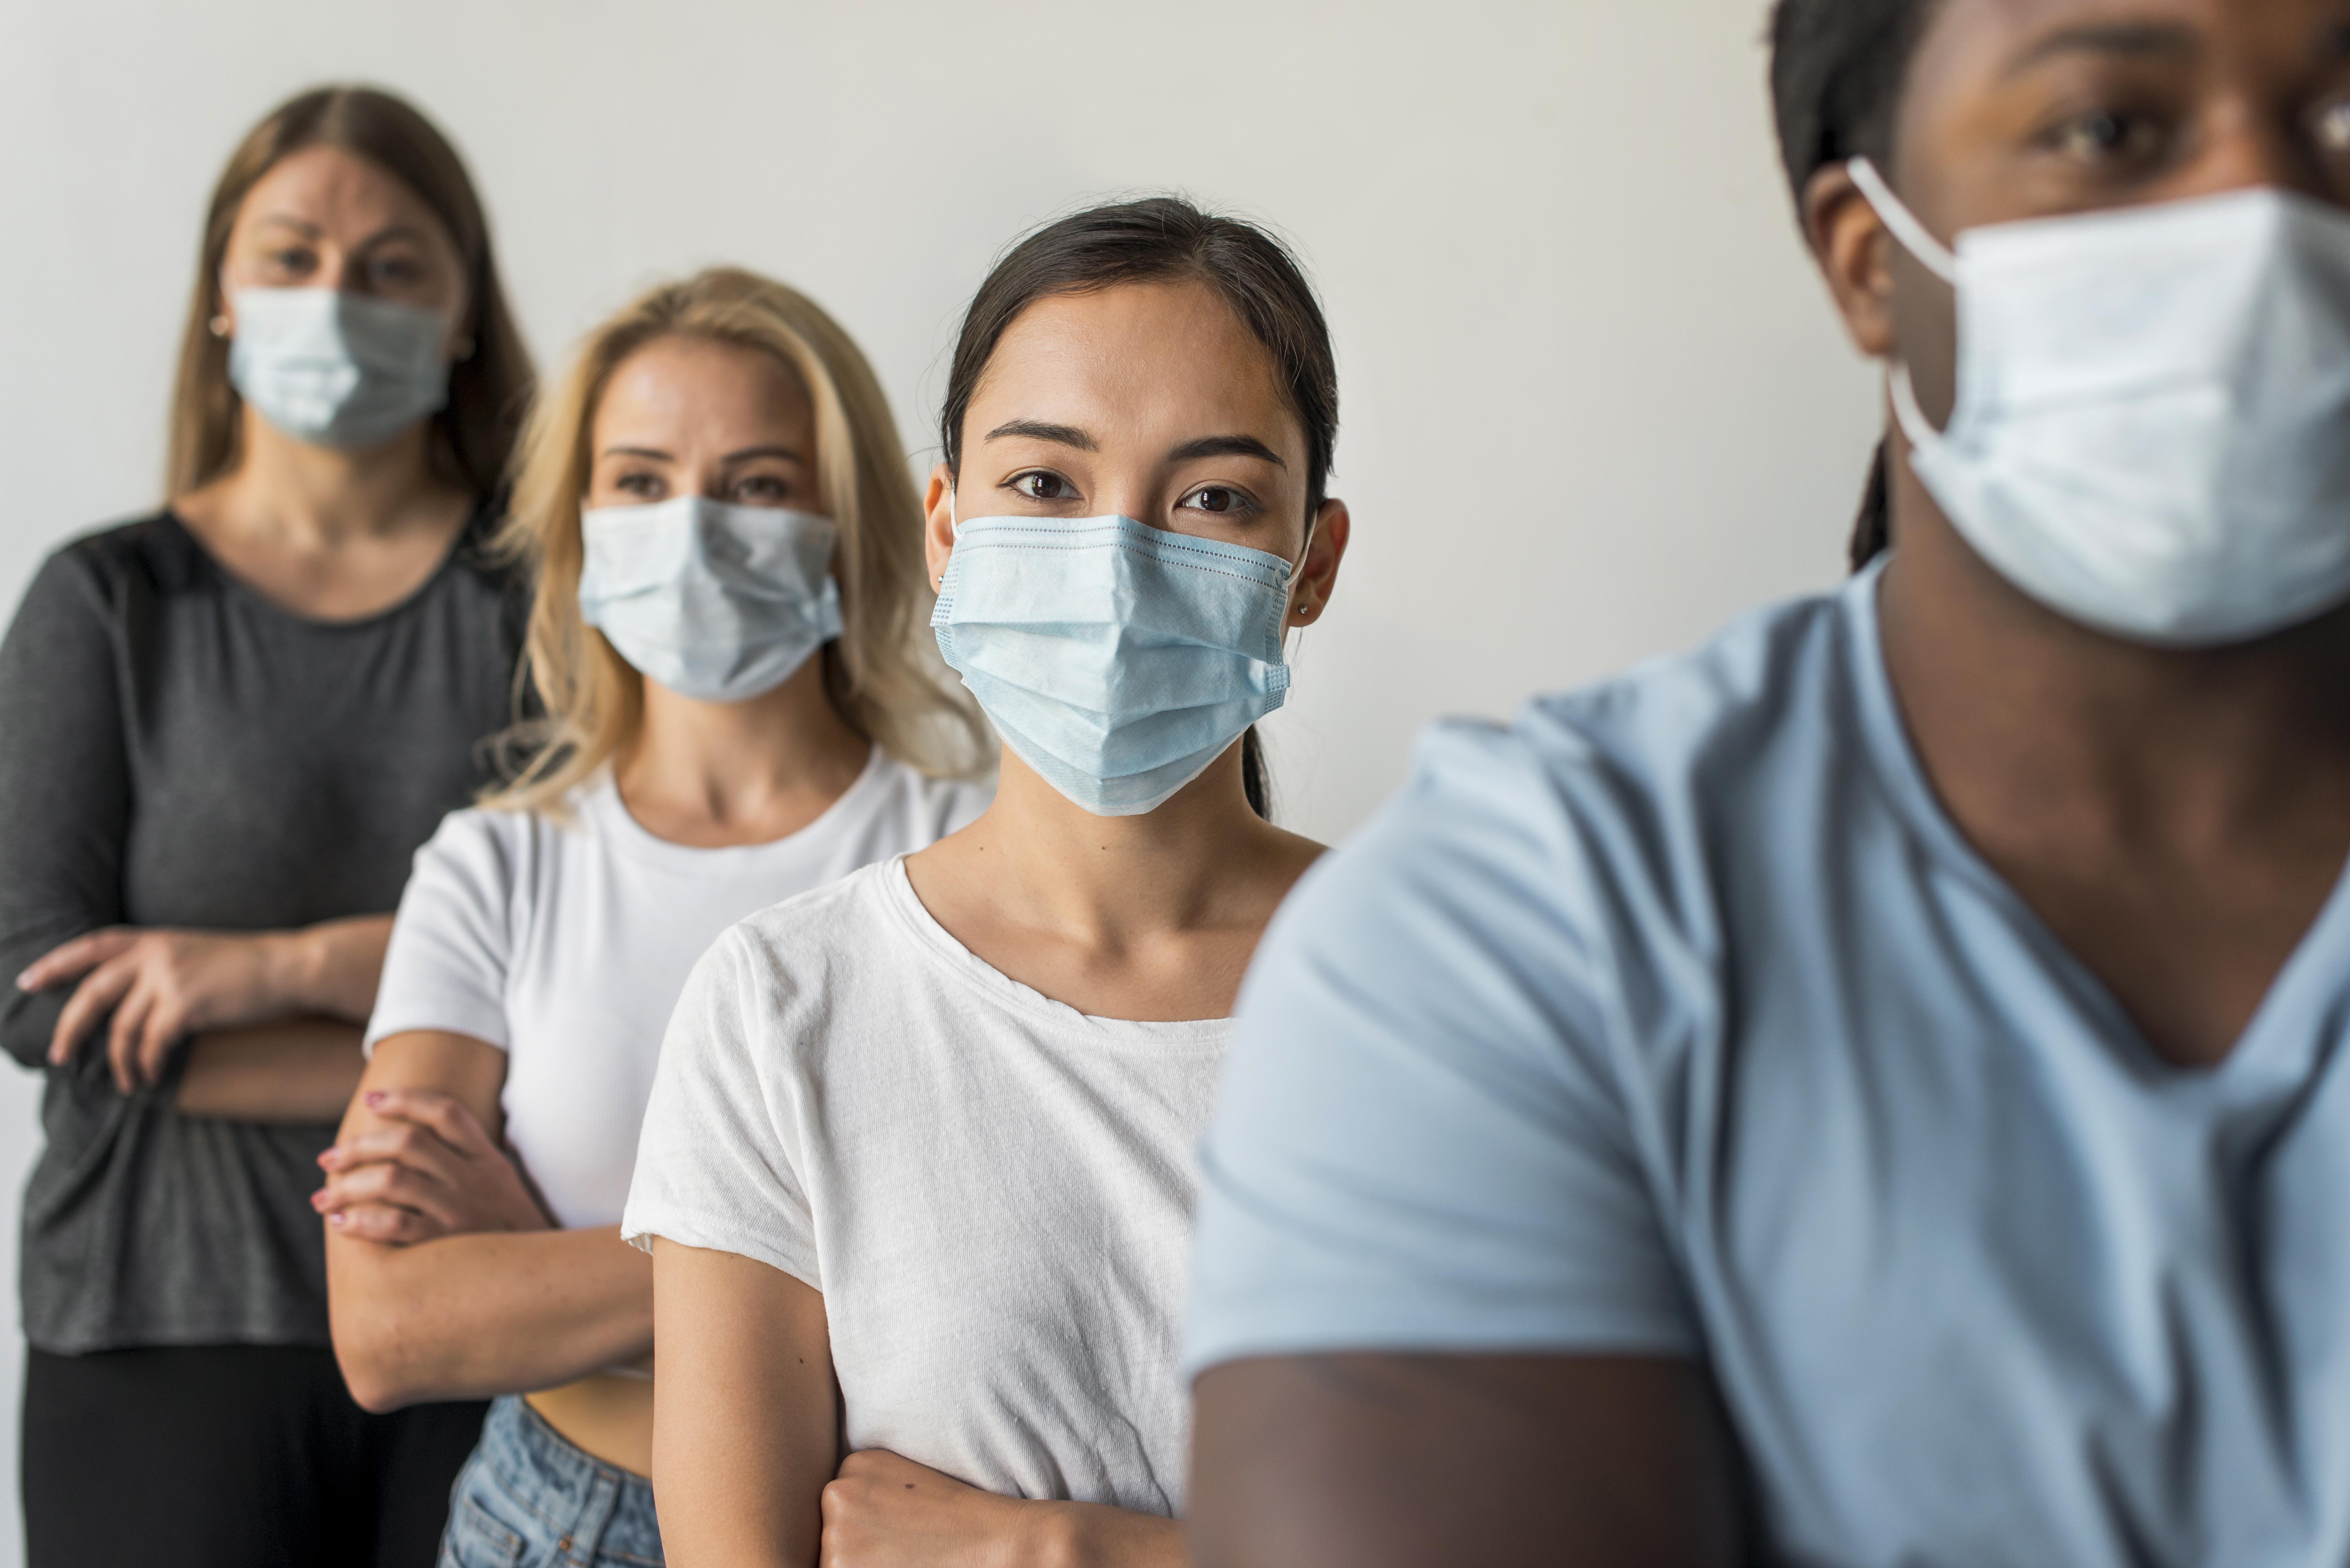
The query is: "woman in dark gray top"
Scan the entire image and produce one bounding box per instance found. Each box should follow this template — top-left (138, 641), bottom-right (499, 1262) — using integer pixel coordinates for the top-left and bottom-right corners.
top-left (0, 87), bottom-right (534, 1568)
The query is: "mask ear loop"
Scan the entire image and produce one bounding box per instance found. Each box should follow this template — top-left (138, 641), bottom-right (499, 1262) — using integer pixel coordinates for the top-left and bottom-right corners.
top-left (1847, 158), bottom-right (1960, 460)
top-left (1282, 510), bottom-right (1320, 664)
top-left (1846, 158), bottom-right (1958, 283)
top-left (932, 482), bottom-right (958, 592)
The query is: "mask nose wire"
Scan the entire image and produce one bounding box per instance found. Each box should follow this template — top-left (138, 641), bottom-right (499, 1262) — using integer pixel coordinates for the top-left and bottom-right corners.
top-left (1848, 158), bottom-right (1960, 285)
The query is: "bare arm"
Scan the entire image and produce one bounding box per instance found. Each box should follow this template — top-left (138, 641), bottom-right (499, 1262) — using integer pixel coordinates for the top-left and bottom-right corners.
top-left (177, 1018), bottom-right (365, 1121)
top-left (21, 915), bottom-right (391, 1118)
top-left (1187, 1353), bottom-right (1744, 1568)
top-left (653, 1239), bottom-right (838, 1568)
top-left (323, 1029), bottom-right (654, 1413)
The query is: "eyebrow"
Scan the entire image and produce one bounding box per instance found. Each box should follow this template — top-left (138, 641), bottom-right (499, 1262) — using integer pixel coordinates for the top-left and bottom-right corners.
top-left (2002, 20), bottom-right (2199, 78)
top-left (597, 444), bottom-right (806, 464)
top-left (249, 214), bottom-right (436, 251)
top-left (1169, 434), bottom-right (1286, 468)
top-left (985, 419), bottom-right (1095, 450)
top-left (984, 421), bottom-right (1286, 470)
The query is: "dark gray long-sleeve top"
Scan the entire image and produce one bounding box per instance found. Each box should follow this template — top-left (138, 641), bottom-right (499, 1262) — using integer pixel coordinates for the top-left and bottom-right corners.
top-left (0, 510), bottom-right (524, 1354)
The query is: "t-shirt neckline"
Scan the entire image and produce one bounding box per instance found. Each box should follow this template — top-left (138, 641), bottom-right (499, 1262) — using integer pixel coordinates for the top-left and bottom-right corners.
top-left (584, 744), bottom-right (889, 872)
top-left (157, 504), bottom-right (486, 633)
top-left (1840, 558), bottom-right (2350, 1094)
top-left (875, 857), bottom-right (1235, 1046)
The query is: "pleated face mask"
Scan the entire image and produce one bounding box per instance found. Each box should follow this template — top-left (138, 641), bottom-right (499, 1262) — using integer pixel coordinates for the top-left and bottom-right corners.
top-left (578, 495), bottom-right (844, 704)
top-left (932, 511), bottom-right (1296, 817)
top-left (1850, 158), bottom-right (2350, 646)
top-left (227, 287), bottom-right (453, 451)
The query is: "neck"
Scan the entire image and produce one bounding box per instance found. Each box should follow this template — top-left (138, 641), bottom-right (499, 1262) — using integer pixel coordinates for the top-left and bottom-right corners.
top-left (616, 655), bottom-right (871, 834)
top-left (962, 746), bottom-right (1282, 944)
top-left (1878, 443), bottom-right (2350, 855)
top-left (204, 410), bottom-right (455, 546)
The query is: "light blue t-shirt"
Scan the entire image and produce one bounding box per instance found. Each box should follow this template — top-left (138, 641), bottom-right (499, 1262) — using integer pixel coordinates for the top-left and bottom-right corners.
top-left (1187, 564), bottom-right (2350, 1568)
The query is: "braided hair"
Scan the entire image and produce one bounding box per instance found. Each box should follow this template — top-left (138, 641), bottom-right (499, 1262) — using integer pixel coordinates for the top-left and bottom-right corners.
top-left (1767, 0), bottom-right (1944, 569)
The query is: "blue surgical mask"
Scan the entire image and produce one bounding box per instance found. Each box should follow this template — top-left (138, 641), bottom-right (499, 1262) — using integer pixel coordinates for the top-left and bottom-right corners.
top-left (932, 509), bottom-right (1297, 816)
top-left (227, 287), bottom-right (452, 450)
top-left (578, 495), bottom-right (844, 704)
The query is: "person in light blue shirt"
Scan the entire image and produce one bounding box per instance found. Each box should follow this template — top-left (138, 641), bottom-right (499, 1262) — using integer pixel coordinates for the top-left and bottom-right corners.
top-left (1182, 0), bottom-right (2350, 1564)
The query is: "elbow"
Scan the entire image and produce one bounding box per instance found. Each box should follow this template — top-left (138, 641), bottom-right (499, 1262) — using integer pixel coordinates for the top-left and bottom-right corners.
top-left (329, 1290), bottom-right (435, 1414)
top-left (338, 1361), bottom-right (407, 1417)
top-left (332, 1318), bottom-right (412, 1415)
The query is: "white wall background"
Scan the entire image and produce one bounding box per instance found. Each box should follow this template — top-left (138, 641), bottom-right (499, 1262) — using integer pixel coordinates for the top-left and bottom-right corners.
top-left (0, 0), bottom-right (1880, 1559)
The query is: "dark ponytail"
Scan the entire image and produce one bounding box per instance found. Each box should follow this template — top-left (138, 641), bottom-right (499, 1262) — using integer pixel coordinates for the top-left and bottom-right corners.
top-left (940, 195), bottom-right (1338, 820)
top-left (1768, 0), bottom-right (1943, 574)
top-left (1850, 440), bottom-right (1891, 570)
top-left (1240, 727), bottom-right (1270, 819)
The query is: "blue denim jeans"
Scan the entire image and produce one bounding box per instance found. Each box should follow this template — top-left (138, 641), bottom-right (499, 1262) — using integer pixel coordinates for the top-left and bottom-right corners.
top-left (438, 1396), bottom-right (662, 1568)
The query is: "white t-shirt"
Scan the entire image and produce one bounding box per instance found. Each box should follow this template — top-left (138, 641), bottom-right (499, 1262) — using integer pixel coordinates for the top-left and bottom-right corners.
top-left (366, 750), bottom-right (990, 1230)
top-left (623, 858), bottom-right (1230, 1516)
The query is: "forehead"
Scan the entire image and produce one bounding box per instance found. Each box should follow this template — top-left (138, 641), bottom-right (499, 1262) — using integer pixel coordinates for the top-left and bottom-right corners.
top-left (974, 280), bottom-right (1299, 449)
top-left (596, 334), bottom-right (811, 436)
top-left (1916, 0), bottom-right (2350, 76)
top-left (238, 144), bottom-right (448, 242)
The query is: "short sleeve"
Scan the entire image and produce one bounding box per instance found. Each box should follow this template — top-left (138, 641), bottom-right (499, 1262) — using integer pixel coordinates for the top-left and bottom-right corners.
top-left (364, 809), bottom-right (521, 1053)
top-left (622, 926), bottom-right (819, 1288)
top-left (1183, 719), bottom-right (1699, 1375)
top-left (0, 546), bottom-right (131, 1071)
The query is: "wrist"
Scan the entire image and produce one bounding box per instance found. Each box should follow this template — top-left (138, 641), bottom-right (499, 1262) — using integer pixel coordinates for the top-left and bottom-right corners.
top-left (1020, 1501), bottom-right (1092, 1568)
top-left (257, 929), bottom-right (327, 1014)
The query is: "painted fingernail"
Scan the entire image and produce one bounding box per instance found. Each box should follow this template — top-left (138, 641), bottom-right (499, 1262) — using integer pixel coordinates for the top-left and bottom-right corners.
top-left (13, 970), bottom-right (33, 990)
top-left (328, 1212), bottom-right (346, 1227)
top-left (364, 1091), bottom-right (385, 1106)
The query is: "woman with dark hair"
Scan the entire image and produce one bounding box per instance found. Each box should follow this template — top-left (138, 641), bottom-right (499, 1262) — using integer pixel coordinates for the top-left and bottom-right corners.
top-left (1183, 0), bottom-right (2350, 1564)
top-left (622, 196), bottom-right (1351, 1565)
top-left (0, 85), bottom-right (532, 1566)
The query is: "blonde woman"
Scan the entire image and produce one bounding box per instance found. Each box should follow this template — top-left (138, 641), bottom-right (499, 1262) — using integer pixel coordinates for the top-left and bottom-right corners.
top-left (315, 268), bottom-right (990, 1567)
top-left (0, 86), bottom-right (532, 1568)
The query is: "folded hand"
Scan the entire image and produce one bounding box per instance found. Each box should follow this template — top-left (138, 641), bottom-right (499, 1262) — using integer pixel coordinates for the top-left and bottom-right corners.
top-left (314, 1089), bottom-right (552, 1245)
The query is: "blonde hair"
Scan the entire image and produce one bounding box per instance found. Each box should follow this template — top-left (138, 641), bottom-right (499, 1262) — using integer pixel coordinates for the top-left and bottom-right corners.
top-left (168, 85), bottom-right (533, 499)
top-left (484, 268), bottom-right (989, 811)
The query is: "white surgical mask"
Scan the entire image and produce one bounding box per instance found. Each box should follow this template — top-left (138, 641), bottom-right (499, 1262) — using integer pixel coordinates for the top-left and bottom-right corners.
top-left (578, 495), bottom-right (844, 704)
top-left (227, 287), bottom-right (453, 450)
top-left (1849, 157), bottom-right (2350, 647)
top-left (933, 504), bottom-right (1296, 817)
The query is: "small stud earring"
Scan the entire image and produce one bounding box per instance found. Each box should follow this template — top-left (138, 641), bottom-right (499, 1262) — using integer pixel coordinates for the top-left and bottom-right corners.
top-left (209, 314), bottom-right (231, 338)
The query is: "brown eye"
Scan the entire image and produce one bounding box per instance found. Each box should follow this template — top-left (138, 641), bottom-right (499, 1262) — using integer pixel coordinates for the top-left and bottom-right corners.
top-left (2051, 109), bottom-right (2160, 164)
top-left (1012, 471), bottom-right (1074, 501)
top-left (1179, 486), bottom-right (1256, 518)
top-left (366, 254), bottom-right (424, 289)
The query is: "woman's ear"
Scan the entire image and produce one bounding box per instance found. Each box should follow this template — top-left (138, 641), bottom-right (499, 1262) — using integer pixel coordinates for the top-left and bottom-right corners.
top-left (923, 464), bottom-right (957, 590)
top-left (1802, 164), bottom-right (1898, 360)
top-left (1289, 499), bottom-right (1351, 627)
